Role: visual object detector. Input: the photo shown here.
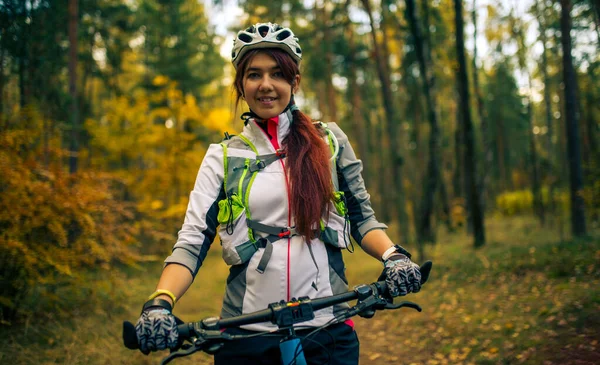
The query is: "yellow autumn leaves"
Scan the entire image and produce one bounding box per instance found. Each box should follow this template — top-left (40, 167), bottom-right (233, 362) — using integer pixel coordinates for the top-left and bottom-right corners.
top-left (349, 216), bottom-right (600, 365)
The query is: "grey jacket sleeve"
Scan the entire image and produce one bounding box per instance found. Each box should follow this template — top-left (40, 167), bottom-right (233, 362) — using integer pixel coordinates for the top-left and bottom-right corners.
top-left (327, 123), bottom-right (388, 245)
top-left (164, 143), bottom-right (225, 278)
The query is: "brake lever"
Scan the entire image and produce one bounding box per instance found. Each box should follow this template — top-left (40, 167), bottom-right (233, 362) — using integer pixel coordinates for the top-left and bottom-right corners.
top-left (161, 344), bottom-right (205, 365)
top-left (161, 328), bottom-right (226, 365)
top-left (384, 300), bottom-right (422, 312)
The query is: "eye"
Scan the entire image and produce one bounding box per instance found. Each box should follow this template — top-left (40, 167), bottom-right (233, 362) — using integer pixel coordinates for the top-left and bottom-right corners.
top-left (272, 71), bottom-right (284, 78)
top-left (246, 72), bottom-right (261, 79)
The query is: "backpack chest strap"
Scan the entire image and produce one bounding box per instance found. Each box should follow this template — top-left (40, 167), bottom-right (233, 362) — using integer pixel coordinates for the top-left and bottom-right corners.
top-left (247, 220), bottom-right (300, 274)
top-left (247, 219), bottom-right (299, 238)
top-left (248, 152), bottom-right (286, 173)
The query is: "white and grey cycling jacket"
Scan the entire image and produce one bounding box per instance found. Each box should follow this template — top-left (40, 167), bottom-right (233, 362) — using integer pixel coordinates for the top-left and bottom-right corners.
top-left (164, 109), bottom-right (387, 331)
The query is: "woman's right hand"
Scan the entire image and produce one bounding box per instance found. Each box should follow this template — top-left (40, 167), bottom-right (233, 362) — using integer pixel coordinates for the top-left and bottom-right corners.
top-left (135, 305), bottom-right (179, 354)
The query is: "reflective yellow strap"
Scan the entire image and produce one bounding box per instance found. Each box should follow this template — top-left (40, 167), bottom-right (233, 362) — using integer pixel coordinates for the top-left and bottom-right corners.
top-left (238, 134), bottom-right (258, 154)
top-left (238, 159), bottom-right (250, 198)
top-left (235, 134), bottom-right (260, 242)
top-left (220, 143), bottom-right (228, 193)
top-left (244, 167), bottom-right (260, 242)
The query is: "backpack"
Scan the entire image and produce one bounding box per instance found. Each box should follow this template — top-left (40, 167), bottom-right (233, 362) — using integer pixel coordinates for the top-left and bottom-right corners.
top-left (215, 121), bottom-right (352, 276)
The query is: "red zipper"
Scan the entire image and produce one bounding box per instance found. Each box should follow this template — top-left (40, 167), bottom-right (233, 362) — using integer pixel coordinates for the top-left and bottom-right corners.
top-left (282, 162), bottom-right (291, 301)
top-left (254, 120), bottom-right (292, 301)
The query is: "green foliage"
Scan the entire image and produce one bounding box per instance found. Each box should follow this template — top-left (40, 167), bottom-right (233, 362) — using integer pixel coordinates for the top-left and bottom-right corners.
top-left (581, 159), bottom-right (600, 221)
top-left (85, 76), bottom-right (232, 251)
top-left (495, 188), bottom-right (569, 216)
top-left (137, 0), bottom-right (224, 97)
top-left (0, 108), bottom-right (141, 322)
top-left (0, 0), bottom-right (70, 118)
top-left (484, 60), bottom-right (529, 191)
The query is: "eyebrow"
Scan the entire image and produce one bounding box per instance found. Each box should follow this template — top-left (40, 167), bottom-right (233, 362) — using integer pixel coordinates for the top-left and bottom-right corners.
top-left (246, 66), bottom-right (281, 72)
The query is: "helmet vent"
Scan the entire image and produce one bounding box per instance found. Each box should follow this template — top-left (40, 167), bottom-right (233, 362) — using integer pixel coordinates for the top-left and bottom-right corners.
top-left (238, 33), bottom-right (253, 43)
top-left (258, 25), bottom-right (270, 37)
top-left (276, 30), bottom-right (291, 41)
top-left (232, 23), bottom-right (302, 68)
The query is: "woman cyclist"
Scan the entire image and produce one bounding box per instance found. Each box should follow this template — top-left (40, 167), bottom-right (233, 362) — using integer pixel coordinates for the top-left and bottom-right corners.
top-left (135, 22), bottom-right (424, 365)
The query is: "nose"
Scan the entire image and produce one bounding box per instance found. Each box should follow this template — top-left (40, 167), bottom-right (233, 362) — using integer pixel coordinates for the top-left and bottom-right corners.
top-left (258, 75), bottom-right (274, 92)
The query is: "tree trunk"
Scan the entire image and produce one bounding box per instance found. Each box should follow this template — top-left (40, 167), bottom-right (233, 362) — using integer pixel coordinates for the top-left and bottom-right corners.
top-left (313, 1), bottom-right (338, 124)
top-left (405, 0), bottom-right (441, 244)
top-left (438, 174), bottom-right (453, 233)
top-left (421, 0), bottom-right (434, 64)
top-left (322, 4), bottom-right (338, 123)
top-left (585, 65), bottom-right (598, 160)
top-left (376, 111), bottom-right (390, 221)
top-left (453, 106), bottom-right (463, 199)
top-left (471, 0), bottom-right (491, 209)
top-left (0, 45), bottom-right (4, 121)
top-left (68, 0), bottom-right (79, 174)
top-left (527, 101), bottom-right (544, 224)
top-left (496, 117), bottom-right (508, 191)
top-left (361, 0), bottom-right (410, 244)
top-left (454, 0), bottom-right (485, 247)
top-left (560, 0), bottom-right (587, 236)
top-left (537, 0), bottom-right (555, 161)
top-left (592, 0), bottom-right (600, 41)
top-left (18, 4), bottom-right (27, 109)
top-left (382, 0), bottom-right (405, 230)
top-left (511, 8), bottom-right (545, 225)
top-left (343, 5), bottom-right (370, 186)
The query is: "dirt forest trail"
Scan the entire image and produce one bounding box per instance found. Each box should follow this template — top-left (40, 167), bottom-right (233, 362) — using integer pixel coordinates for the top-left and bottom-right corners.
top-left (1, 216), bottom-right (598, 365)
top-left (123, 216), bottom-right (600, 365)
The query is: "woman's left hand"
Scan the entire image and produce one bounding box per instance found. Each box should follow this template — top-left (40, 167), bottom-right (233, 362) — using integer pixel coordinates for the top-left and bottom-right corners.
top-left (383, 255), bottom-right (422, 297)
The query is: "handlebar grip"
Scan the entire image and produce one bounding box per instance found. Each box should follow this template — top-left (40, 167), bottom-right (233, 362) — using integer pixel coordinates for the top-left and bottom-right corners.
top-left (123, 321), bottom-right (190, 350)
top-left (177, 323), bottom-right (192, 341)
top-left (123, 321), bottom-right (139, 350)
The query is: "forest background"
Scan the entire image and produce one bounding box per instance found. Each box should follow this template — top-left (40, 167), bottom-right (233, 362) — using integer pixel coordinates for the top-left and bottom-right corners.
top-left (0, 0), bottom-right (599, 364)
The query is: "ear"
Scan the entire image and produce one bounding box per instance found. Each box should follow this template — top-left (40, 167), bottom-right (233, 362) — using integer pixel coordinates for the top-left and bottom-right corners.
top-left (292, 74), bottom-right (301, 94)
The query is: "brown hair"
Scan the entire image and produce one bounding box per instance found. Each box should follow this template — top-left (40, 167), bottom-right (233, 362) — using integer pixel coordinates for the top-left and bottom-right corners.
top-left (234, 49), bottom-right (333, 239)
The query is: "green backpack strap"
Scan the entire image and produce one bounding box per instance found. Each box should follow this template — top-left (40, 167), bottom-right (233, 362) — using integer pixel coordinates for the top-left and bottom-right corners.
top-left (229, 134), bottom-right (260, 242)
top-left (218, 141), bottom-right (246, 232)
top-left (315, 122), bottom-right (354, 253)
top-left (221, 142), bottom-right (229, 195)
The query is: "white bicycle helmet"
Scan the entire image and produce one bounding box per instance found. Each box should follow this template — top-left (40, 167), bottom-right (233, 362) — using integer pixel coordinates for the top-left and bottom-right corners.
top-left (232, 22), bottom-right (302, 69)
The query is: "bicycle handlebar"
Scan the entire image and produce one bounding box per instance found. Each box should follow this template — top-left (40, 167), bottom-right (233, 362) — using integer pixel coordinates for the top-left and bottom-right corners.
top-left (123, 261), bottom-right (432, 351)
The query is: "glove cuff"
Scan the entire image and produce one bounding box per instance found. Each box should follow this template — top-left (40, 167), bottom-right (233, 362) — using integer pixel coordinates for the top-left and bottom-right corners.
top-left (385, 253), bottom-right (408, 262)
top-left (142, 298), bottom-right (173, 313)
top-left (381, 244), bottom-right (412, 262)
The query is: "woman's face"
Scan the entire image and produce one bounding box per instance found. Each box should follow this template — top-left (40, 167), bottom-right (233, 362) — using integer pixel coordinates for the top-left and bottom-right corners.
top-left (242, 52), bottom-right (299, 120)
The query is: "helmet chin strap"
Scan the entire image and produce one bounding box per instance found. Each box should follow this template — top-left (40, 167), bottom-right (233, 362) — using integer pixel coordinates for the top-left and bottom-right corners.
top-left (284, 95), bottom-right (298, 114)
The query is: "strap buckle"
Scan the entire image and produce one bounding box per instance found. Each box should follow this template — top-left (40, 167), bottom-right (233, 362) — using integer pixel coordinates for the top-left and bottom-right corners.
top-left (278, 226), bottom-right (297, 238)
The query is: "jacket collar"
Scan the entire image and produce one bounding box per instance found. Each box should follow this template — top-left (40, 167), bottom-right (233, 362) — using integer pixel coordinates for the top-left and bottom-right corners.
top-left (243, 109), bottom-right (293, 153)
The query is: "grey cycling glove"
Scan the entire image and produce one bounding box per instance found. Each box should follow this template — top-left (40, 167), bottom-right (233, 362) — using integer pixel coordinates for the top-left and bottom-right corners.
top-left (135, 300), bottom-right (179, 354)
top-left (384, 254), bottom-right (422, 297)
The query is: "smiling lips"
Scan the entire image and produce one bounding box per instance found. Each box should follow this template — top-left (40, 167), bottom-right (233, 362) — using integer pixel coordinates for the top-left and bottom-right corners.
top-left (258, 96), bottom-right (277, 105)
